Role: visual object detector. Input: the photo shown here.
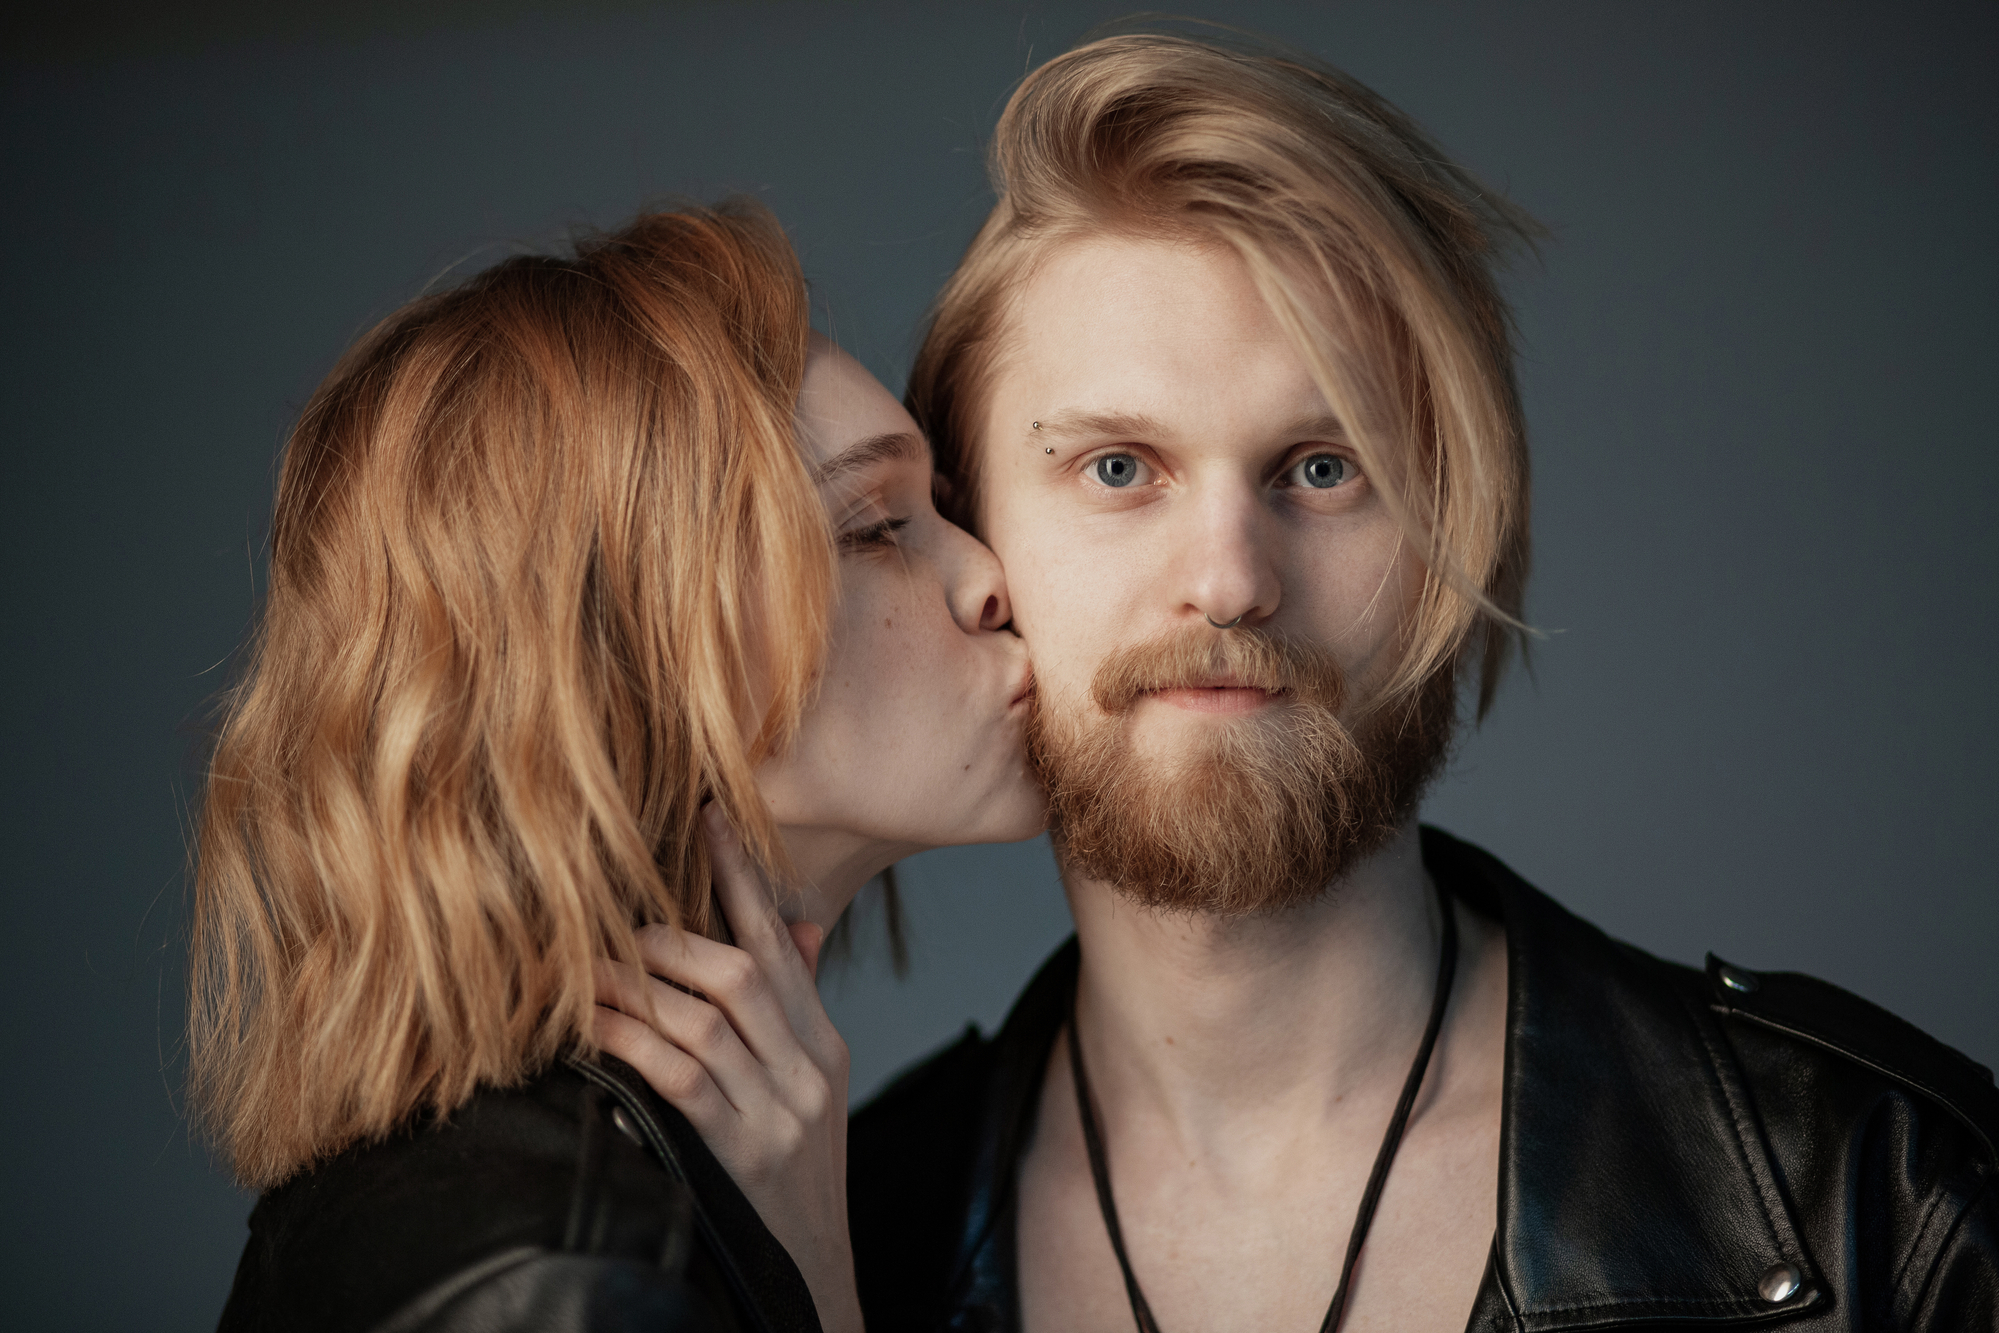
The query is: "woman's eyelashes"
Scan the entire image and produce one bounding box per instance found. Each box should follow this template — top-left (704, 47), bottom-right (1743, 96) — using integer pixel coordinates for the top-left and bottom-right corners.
top-left (837, 515), bottom-right (911, 552)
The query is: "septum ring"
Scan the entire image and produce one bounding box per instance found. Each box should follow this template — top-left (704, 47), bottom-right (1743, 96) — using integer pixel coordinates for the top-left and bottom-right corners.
top-left (1205, 613), bottom-right (1246, 630)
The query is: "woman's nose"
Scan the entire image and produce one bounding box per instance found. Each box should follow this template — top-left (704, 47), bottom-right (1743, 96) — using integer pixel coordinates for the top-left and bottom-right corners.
top-left (939, 521), bottom-right (1013, 633)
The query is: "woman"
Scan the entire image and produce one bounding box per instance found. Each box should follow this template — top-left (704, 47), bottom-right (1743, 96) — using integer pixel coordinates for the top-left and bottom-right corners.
top-left (192, 201), bottom-right (1042, 1332)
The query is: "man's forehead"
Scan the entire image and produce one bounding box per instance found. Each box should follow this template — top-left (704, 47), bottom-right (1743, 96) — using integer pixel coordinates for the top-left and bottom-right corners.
top-left (977, 240), bottom-right (1357, 466)
top-left (995, 241), bottom-right (1323, 389)
top-left (1010, 234), bottom-right (1275, 333)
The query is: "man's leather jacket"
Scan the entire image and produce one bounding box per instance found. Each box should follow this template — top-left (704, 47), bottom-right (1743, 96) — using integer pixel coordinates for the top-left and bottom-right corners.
top-left (848, 827), bottom-right (1998, 1331)
top-left (215, 1054), bottom-right (820, 1333)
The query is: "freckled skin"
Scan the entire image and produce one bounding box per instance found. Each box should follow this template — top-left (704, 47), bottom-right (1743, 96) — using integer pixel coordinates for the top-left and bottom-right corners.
top-left (601, 342), bottom-right (1048, 1333)
top-left (754, 340), bottom-right (1045, 925)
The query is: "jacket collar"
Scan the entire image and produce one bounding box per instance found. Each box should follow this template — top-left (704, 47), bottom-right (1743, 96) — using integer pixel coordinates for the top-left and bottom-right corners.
top-left (945, 828), bottom-right (1820, 1329)
top-left (567, 1053), bottom-right (824, 1333)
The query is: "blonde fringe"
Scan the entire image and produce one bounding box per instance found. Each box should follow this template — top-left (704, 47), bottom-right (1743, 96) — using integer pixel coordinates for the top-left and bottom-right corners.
top-left (190, 203), bottom-right (829, 1188)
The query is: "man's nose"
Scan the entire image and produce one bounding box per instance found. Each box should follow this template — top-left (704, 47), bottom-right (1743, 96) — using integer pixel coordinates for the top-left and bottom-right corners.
top-left (1174, 484), bottom-right (1281, 628)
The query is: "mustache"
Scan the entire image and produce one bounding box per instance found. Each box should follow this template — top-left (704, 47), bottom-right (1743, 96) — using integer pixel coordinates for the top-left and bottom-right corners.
top-left (1089, 625), bottom-right (1347, 715)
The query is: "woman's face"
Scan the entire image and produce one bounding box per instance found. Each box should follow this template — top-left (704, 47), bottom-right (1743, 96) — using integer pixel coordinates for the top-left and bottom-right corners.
top-left (756, 339), bottom-right (1045, 892)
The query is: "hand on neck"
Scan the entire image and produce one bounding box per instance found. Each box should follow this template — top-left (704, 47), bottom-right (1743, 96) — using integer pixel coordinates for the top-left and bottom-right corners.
top-left (1064, 819), bottom-right (1444, 1140)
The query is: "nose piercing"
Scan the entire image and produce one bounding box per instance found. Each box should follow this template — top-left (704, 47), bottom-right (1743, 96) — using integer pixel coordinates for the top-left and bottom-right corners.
top-left (1205, 613), bottom-right (1245, 630)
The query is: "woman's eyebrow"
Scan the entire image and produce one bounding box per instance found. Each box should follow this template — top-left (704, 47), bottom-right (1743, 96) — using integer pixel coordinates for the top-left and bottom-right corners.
top-left (813, 430), bottom-right (929, 485)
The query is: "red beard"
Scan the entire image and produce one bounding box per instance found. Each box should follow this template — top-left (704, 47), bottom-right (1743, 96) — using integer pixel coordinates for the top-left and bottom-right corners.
top-left (1026, 626), bottom-right (1455, 916)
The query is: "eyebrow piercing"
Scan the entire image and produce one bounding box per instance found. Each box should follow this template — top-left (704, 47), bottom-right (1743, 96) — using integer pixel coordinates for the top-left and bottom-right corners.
top-left (1045, 447), bottom-right (1055, 454)
top-left (1032, 421), bottom-right (1041, 429)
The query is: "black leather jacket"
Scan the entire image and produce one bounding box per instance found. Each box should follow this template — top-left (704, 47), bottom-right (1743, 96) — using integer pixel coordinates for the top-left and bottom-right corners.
top-left (849, 827), bottom-right (1998, 1331)
top-left (216, 1054), bottom-right (820, 1333)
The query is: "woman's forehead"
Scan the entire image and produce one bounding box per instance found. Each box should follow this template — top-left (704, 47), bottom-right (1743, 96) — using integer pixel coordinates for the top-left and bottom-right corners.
top-left (796, 339), bottom-right (921, 470)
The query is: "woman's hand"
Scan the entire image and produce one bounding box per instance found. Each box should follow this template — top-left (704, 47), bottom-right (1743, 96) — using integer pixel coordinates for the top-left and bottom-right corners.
top-left (593, 806), bottom-right (861, 1333)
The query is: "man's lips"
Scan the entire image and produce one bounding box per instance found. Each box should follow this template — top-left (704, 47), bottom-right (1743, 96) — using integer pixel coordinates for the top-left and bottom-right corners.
top-left (1145, 683), bottom-right (1280, 714)
top-left (1008, 669), bottom-right (1036, 708)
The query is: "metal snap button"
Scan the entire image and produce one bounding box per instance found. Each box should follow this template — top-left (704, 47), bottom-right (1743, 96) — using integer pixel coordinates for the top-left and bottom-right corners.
top-left (1759, 1261), bottom-right (1801, 1304)
top-left (1720, 965), bottom-right (1759, 994)
top-left (610, 1105), bottom-right (643, 1144)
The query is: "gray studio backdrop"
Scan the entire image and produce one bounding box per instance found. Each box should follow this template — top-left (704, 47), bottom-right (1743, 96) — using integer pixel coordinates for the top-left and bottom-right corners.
top-left (4, 2), bottom-right (1994, 1328)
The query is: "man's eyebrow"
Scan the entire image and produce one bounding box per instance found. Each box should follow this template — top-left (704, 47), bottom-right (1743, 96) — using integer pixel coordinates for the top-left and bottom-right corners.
top-left (1026, 411), bottom-right (1348, 442)
top-left (1276, 414), bottom-right (1348, 441)
top-left (1027, 411), bottom-right (1167, 441)
top-left (811, 430), bottom-right (929, 485)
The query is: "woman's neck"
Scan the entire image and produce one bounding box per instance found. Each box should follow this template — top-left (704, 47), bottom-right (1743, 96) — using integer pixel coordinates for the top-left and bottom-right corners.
top-left (769, 823), bottom-right (922, 933)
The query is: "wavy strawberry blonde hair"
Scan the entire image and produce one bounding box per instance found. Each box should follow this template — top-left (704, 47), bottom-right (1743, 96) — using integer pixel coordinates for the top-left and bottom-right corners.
top-left (189, 202), bottom-right (831, 1188)
top-left (909, 28), bottom-right (1540, 714)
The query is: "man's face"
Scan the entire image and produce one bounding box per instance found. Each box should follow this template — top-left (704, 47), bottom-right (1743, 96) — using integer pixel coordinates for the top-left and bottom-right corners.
top-left (976, 234), bottom-right (1443, 910)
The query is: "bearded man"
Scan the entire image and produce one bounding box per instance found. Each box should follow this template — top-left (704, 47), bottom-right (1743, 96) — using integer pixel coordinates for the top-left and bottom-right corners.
top-left (848, 30), bottom-right (1997, 1333)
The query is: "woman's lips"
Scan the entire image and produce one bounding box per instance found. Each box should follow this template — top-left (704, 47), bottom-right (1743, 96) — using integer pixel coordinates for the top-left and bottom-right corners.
top-left (1008, 669), bottom-right (1036, 709)
top-left (1148, 685), bottom-right (1276, 714)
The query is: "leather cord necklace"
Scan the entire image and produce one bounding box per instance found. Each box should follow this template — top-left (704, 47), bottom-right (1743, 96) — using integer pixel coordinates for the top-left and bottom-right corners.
top-left (1066, 885), bottom-right (1459, 1333)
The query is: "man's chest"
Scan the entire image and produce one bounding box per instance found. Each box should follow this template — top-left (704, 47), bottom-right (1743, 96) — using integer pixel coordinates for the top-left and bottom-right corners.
top-left (1013, 1112), bottom-right (1499, 1333)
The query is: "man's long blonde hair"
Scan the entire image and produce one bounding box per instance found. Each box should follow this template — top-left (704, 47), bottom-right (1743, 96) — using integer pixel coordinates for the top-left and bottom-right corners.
top-left (189, 202), bottom-right (830, 1188)
top-left (909, 29), bottom-right (1538, 714)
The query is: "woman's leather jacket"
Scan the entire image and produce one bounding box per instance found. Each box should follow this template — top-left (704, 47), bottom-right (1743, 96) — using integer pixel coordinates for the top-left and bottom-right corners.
top-left (849, 827), bottom-right (1998, 1331)
top-left (215, 1054), bottom-right (820, 1333)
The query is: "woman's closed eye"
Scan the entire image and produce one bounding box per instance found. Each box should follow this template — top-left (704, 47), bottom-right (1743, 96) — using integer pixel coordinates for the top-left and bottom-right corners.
top-left (838, 515), bottom-right (910, 552)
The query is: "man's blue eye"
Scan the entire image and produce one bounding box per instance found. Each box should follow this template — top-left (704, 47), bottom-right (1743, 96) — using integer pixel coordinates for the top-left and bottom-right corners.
top-left (1297, 454), bottom-right (1349, 489)
top-left (1095, 455), bottom-right (1139, 488)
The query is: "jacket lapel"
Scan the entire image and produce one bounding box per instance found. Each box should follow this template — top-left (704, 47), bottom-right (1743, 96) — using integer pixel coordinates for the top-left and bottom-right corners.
top-left (1426, 829), bottom-right (1823, 1328)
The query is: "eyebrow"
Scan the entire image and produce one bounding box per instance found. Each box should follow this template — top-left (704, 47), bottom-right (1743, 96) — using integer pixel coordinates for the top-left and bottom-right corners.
top-left (1026, 411), bottom-right (1348, 443)
top-left (1275, 414), bottom-right (1348, 442)
top-left (812, 430), bottom-right (930, 486)
top-left (1027, 411), bottom-right (1166, 442)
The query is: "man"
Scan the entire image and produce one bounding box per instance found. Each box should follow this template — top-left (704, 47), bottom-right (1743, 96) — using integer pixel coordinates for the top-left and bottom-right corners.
top-left (849, 29), bottom-right (1996, 1333)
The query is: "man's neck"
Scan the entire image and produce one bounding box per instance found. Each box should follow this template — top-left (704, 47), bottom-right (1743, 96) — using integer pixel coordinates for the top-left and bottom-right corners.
top-left (1062, 820), bottom-right (1443, 1146)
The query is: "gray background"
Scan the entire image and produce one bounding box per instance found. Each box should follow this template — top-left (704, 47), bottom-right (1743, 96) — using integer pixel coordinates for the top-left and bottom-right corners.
top-left (4, 2), bottom-right (1994, 1328)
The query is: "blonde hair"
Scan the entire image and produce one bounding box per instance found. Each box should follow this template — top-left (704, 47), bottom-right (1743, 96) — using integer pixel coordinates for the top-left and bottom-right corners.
top-left (188, 202), bottom-right (830, 1188)
top-left (908, 28), bottom-right (1539, 713)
